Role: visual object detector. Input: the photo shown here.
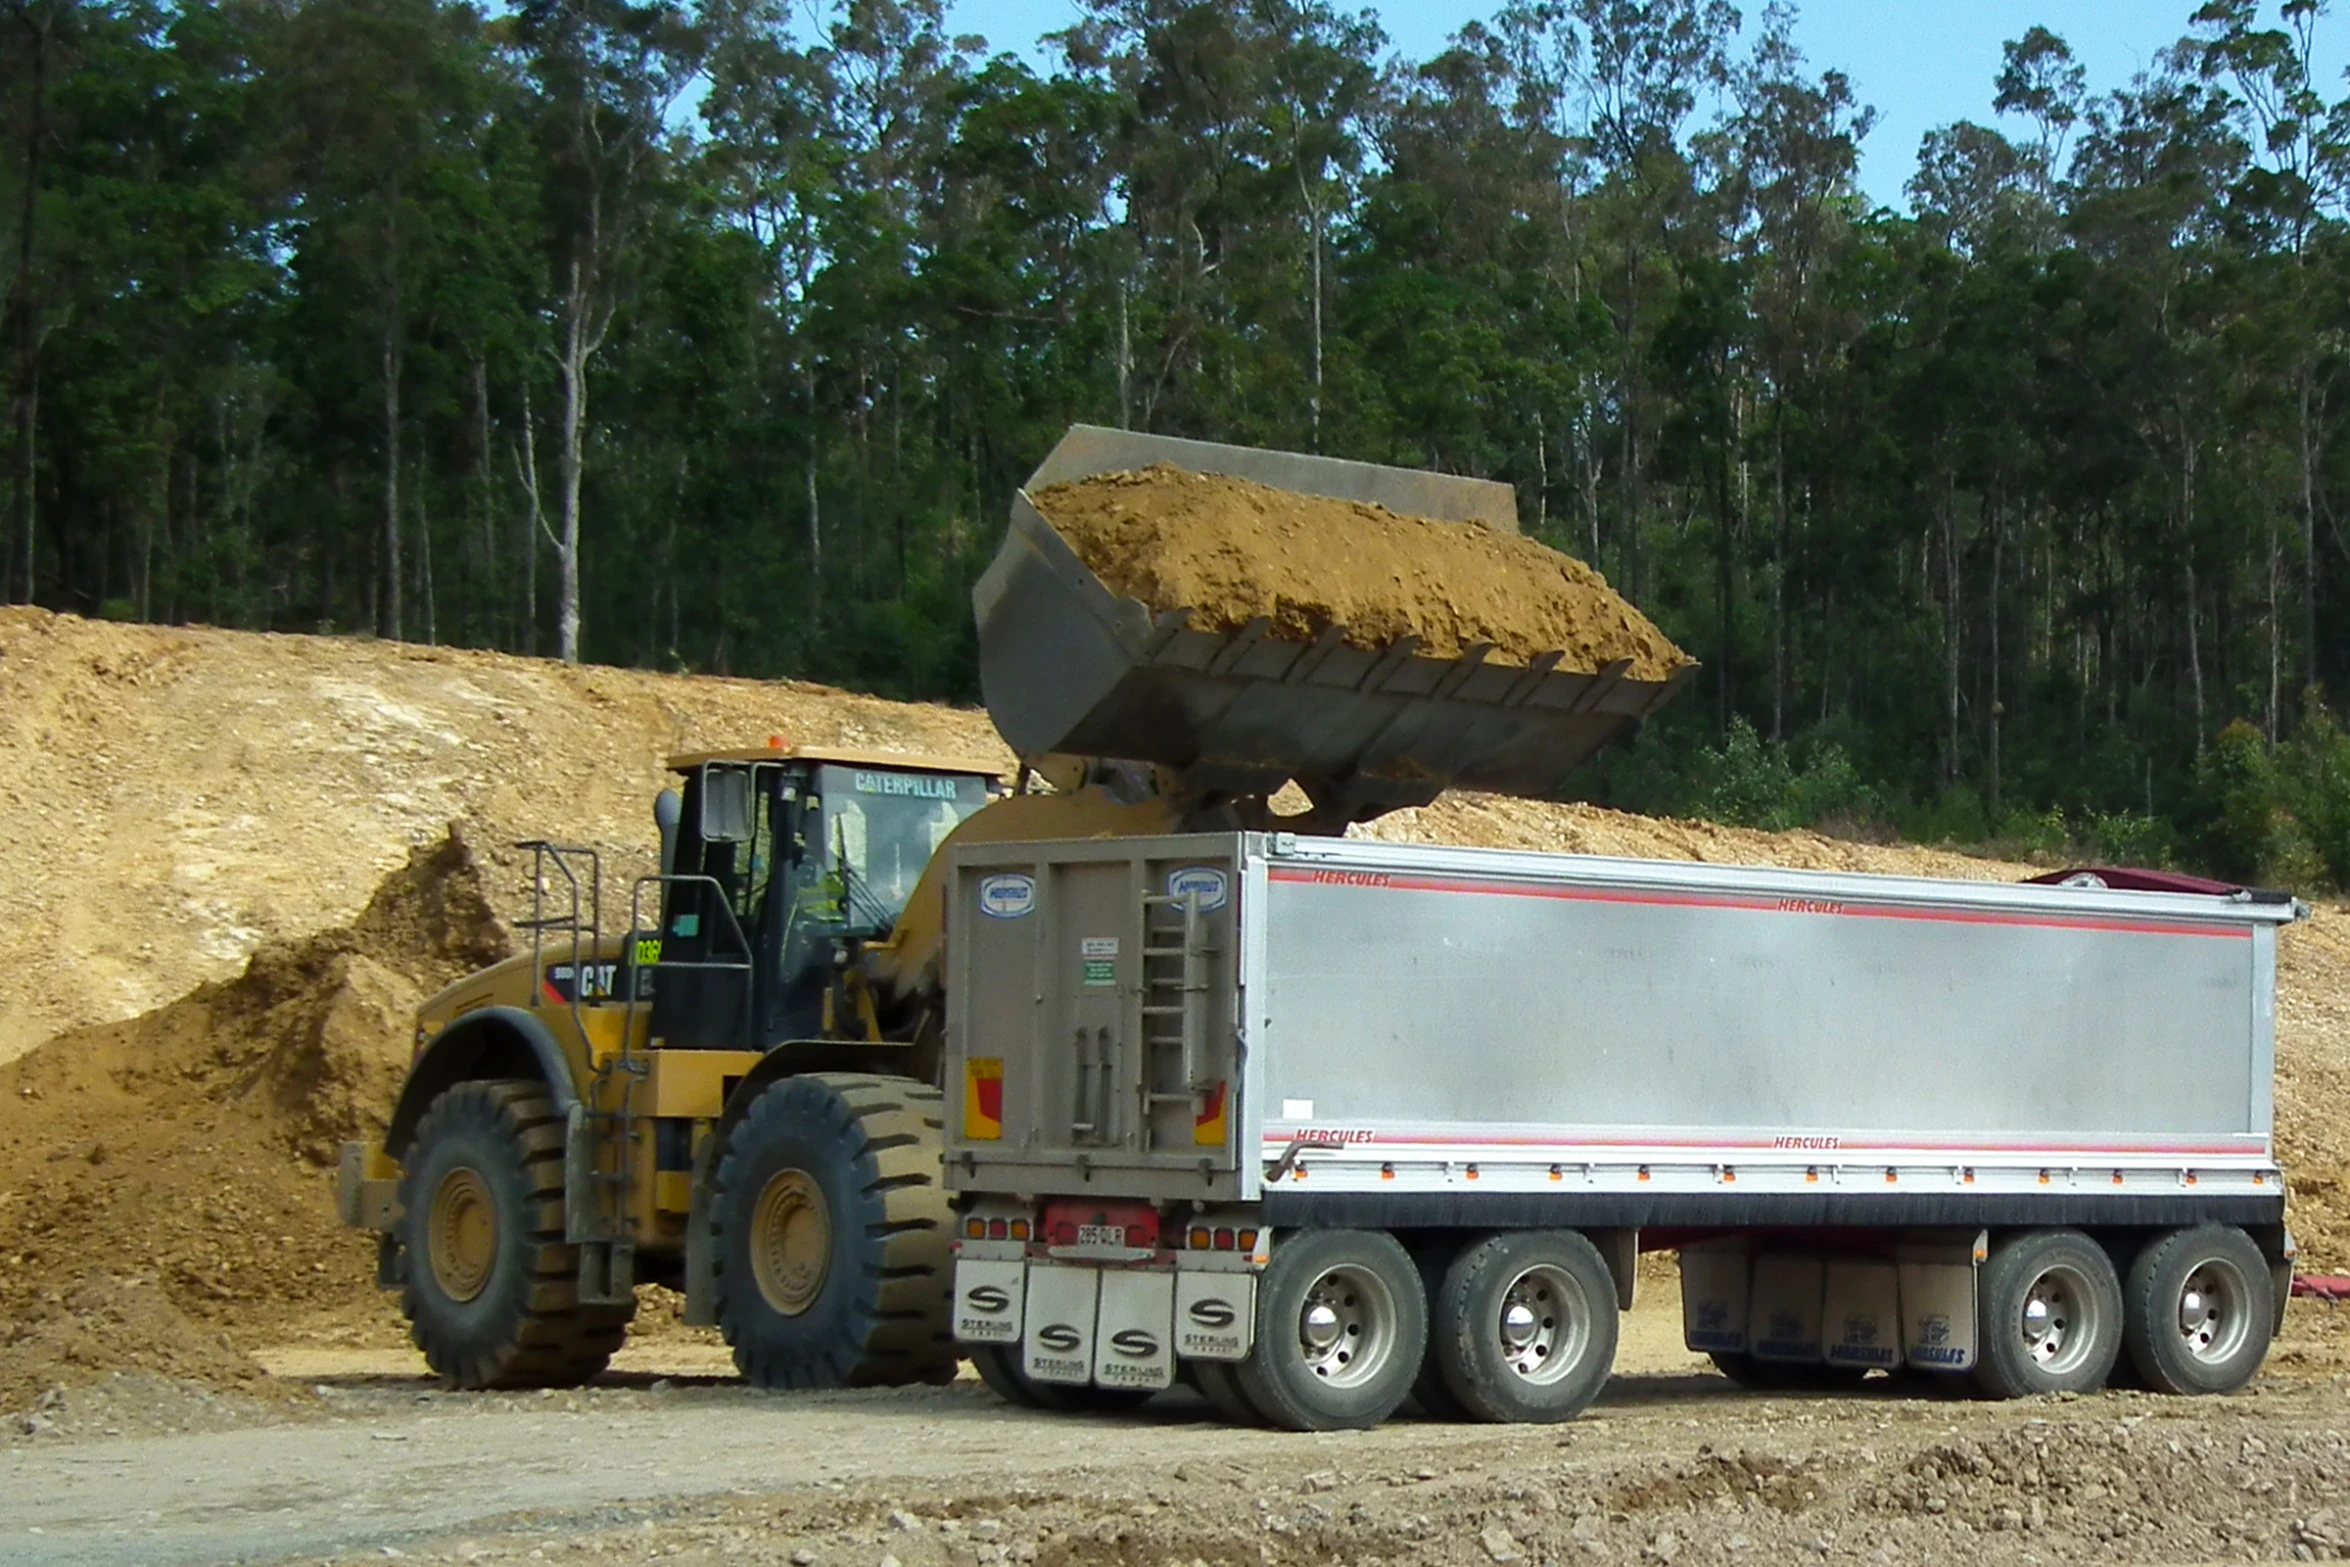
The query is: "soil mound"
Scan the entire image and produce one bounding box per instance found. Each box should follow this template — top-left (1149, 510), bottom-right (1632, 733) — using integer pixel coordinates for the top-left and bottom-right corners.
top-left (0, 1276), bottom-right (280, 1417)
top-left (1030, 465), bottom-right (1690, 679)
top-left (0, 831), bottom-right (508, 1386)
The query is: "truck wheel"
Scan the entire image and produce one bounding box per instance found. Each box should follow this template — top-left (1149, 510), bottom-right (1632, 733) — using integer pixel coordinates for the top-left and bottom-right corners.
top-left (1409, 1240), bottom-right (1468, 1420)
top-left (1190, 1358), bottom-right (1268, 1426)
top-left (1235, 1230), bottom-right (1426, 1431)
top-left (712, 1074), bottom-right (956, 1389)
top-left (1970, 1229), bottom-right (2123, 1399)
top-left (969, 1344), bottom-right (1154, 1412)
top-left (397, 1080), bottom-right (633, 1389)
top-left (2122, 1226), bottom-right (2275, 1395)
top-left (1433, 1231), bottom-right (1618, 1423)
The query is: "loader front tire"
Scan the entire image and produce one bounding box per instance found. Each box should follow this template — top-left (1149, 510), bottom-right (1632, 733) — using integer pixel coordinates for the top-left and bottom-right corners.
top-left (397, 1079), bottom-right (633, 1389)
top-left (713, 1074), bottom-right (957, 1389)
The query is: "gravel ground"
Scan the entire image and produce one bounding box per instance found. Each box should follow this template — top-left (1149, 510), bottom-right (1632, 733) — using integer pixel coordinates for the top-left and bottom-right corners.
top-left (3, 1299), bottom-right (2346, 1567)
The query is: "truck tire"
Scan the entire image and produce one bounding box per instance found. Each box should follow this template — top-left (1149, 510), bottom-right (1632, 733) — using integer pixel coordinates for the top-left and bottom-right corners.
top-left (1433, 1231), bottom-right (1618, 1423)
top-left (1710, 1351), bottom-right (1867, 1392)
top-left (970, 1343), bottom-right (1155, 1413)
top-left (1189, 1358), bottom-right (1268, 1426)
top-left (1235, 1229), bottom-right (1426, 1432)
top-left (712, 1073), bottom-right (957, 1389)
top-left (1970, 1229), bottom-right (2123, 1399)
top-left (1408, 1240), bottom-right (1468, 1420)
top-left (2122, 1226), bottom-right (2275, 1395)
top-left (397, 1079), bottom-right (633, 1389)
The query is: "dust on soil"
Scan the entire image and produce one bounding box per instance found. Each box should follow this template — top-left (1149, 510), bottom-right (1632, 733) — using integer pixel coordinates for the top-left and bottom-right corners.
top-left (0, 831), bottom-right (508, 1405)
top-left (1030, 465), bottom-right (1691, 678)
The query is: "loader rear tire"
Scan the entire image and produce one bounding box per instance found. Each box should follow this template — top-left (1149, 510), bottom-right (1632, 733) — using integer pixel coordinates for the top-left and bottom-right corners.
top-left (712, 1073), bottom-right (958, 1389)
top-left (396, 1080), bottom-right (633, 1390)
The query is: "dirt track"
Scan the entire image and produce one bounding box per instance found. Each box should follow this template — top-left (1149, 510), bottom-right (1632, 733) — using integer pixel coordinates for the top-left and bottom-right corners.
top-left (4, 1297), bottom-right (2349, 1567)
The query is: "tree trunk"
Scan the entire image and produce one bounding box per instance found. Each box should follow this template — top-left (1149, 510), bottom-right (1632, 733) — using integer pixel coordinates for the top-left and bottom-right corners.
top-left (2300, 369), bottom-right (2318, 696)
top-left (556, 263), bottom-right (589, 663)
top-left (2183, 439), bottom-right (2205, 753)
top-left (381, 308), bottom-right (403, 641)
top-left (10, 5), bottom-right (47, 606)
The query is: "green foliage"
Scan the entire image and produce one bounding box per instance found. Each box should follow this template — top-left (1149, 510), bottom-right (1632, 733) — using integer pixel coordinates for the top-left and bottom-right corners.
top-left (1684, 717), bottom-right (1883, 833)
top-left (4, 0), bottom-right (2350, 884)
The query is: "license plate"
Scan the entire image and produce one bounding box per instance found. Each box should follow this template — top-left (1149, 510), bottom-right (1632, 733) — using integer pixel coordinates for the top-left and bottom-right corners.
top-left (1075, 1223), bottom-right (1126, 1247)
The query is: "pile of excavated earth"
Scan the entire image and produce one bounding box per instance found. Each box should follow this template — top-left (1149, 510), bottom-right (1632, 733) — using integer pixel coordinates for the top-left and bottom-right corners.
top-left (1, 603), bottom-right (2346, 1417)
top-left (1031, 465), bottom-right (1692, 679)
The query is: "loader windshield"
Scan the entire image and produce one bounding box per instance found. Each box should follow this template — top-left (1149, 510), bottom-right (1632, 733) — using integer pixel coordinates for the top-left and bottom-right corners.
top-left (815, 765), bottom-right (988, 934)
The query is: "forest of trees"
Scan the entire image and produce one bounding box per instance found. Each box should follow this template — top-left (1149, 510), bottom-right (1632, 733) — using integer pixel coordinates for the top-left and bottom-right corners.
top-left (7, 0), bottom-right (2350, 877)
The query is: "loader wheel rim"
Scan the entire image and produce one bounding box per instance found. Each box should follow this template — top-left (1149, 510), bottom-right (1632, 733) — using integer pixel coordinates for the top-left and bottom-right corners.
top-left (428, 1167), bottom-right (497, 1304)
top-left (1494, 1262), bottom-right (1591, 1386)
top-left (750, 1168), bottom-right (831, 1317)
top-left (2176, 1259), bottom-right (2253, 1366)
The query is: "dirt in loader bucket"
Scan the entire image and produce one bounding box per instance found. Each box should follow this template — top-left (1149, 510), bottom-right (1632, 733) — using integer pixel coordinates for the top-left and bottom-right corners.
top-left (1029, 463), bottom-right (1691, 679)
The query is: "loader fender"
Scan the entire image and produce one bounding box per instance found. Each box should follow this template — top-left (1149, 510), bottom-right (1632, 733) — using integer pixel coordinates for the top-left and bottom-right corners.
top-left (383, 1008), bottom-right (580, 1158)
top-left (710, 1040), bottom-right (923, 1155)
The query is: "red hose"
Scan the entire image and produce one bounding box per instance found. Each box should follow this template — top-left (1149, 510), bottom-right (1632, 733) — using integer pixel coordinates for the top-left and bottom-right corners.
top-left (2292, 1275), bottom-right (2350, 1300)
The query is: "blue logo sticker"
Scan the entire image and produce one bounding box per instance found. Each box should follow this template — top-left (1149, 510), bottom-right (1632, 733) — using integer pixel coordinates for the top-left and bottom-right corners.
top-left (978, 873), bottom-right (1037, 919)
top-left (1165, 865), bottom-right (1229, 913)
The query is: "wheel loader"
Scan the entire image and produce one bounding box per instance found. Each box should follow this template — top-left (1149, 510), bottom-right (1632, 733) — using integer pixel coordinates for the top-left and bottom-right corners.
top-left (336, 426), bottom-right (1690, 1391)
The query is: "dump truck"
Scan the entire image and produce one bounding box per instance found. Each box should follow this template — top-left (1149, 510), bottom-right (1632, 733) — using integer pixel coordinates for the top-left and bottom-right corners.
top-left (337, 427), bottom-right (1684, 1392)
top-left (942, 835), bottom-right (2302, 1428)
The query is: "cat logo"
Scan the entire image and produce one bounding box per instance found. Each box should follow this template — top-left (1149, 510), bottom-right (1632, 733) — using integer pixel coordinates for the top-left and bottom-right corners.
top-left (1109, 1327), bottom-right (1160, 1359)
top-left (1186, 1298), bottom-right (1237, 1330)
top-left (965, 1285), bottom-right (1011, 1315)
top-left (1034, 1323), bottom-right (1082, 1354)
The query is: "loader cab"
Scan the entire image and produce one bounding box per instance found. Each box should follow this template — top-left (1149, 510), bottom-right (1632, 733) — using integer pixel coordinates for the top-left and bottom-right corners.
top-left (647, 746), bottom-right (997, 1048)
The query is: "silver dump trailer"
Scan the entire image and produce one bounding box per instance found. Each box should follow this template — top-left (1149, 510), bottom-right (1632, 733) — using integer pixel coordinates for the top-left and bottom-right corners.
top-left (943, 832), bottom-right (2301, 1430)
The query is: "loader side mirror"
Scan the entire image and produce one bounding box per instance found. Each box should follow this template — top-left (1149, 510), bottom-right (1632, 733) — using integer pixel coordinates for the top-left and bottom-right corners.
top-left (700, 766), bottom-right (756, 844)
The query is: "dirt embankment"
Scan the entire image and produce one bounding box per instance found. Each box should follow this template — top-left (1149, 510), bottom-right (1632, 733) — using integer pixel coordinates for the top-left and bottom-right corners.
top-left (1031, 465), bottom-right (1691, 679)
top-left (0, 605), bottom-right (1007, 1065)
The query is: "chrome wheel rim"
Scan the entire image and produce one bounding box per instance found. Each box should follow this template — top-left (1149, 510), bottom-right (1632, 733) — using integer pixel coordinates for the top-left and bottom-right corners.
top-left (2017, 1262), bottom-right (2103, 1376)
top-left (1293, 1263), bottom-right (1397, 1389)
top-left (2176, 1258), bottom-right (2253, 1366)
top-left (1493, 1262), bottom-right (1591, 1386)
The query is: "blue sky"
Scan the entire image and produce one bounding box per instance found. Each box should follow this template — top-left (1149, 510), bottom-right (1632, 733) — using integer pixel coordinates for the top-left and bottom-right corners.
top-left (937, 0), bottom-right (2344, 209)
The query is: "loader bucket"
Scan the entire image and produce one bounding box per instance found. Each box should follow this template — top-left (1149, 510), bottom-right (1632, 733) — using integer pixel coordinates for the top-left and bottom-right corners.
top-left (973, 426), bottom-right (1694, 815)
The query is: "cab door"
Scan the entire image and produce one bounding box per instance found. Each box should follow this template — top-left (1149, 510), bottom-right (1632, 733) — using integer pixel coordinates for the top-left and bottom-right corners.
top-left (647, 764), bottom-right (774, 1049)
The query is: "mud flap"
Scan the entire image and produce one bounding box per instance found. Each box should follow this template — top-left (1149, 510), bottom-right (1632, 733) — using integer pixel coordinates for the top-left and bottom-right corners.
top-left (1022, 1263), bottom-right (1099, 1385)
top-left (1749, 1253), bottom-right (1825, 1362)
top-left (1093, 1270), bottom-right (1176, 1391)
top-left (953, 1257), bottom-right (1026, 1345)
top-left (1680, 1241), bottom-right (1750, 1354)
top-left (1823, 1259), bottom-right (1904, 1371)
top-left (1174, 1271), bottom-right (1255, 1361)
top-left (1897, 1232), bottom-right (1984, 1373)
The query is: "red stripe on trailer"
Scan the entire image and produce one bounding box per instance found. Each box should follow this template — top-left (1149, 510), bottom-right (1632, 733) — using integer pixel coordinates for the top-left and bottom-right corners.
top-left (1259, 1132), bottom-right (2261, 1159)
top-left (1267, 866), bottom-right (2252, 940)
